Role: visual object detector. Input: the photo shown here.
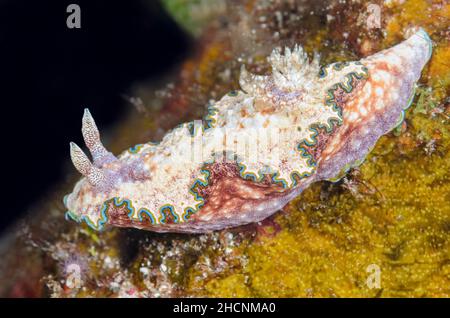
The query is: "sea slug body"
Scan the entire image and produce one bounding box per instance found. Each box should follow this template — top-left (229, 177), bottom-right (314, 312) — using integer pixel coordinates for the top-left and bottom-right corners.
top-left (64, 29), bottom-right (432, 233)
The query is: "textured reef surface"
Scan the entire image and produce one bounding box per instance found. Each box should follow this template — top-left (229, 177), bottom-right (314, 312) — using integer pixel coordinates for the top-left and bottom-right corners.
top-left (0, 0), bottom-right (449, 297)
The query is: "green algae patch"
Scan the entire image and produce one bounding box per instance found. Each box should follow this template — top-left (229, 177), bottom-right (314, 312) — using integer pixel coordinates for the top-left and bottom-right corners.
top-left (161, 0), bottom-right (226, 37)
top-left (204, 274), bottom-right (251, 298)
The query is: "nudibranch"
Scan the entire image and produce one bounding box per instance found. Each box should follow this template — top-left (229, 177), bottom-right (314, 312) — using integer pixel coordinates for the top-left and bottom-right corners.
top-left (64, 29), bottom-right (432, 233)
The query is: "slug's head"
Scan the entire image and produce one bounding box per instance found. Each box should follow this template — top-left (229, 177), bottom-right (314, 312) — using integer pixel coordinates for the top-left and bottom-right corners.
top-left (64, 109), bottom-right (119, 230)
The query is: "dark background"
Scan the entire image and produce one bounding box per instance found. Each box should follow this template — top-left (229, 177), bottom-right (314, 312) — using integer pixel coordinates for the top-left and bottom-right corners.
top-left (0, 0), bottom-right (191, 233)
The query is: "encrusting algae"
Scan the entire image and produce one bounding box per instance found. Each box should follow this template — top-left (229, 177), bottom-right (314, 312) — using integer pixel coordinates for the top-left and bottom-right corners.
top-left (0, 0), bottom-right (448, 297)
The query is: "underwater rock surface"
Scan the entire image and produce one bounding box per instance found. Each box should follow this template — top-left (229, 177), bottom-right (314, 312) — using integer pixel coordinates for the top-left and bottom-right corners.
top-left (0, 0), bottom-right (449, 297)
